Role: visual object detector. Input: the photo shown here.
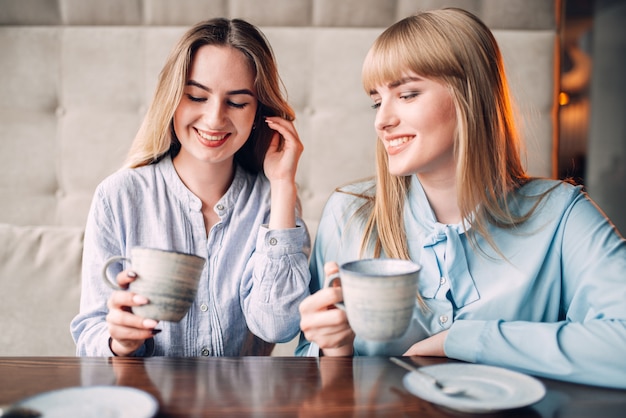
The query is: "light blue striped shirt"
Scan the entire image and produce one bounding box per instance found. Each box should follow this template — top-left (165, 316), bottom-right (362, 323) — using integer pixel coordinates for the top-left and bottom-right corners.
top-left (298, 175), bottom-right (626, 388)
top-left (72, 155), bottom-right (311, 356)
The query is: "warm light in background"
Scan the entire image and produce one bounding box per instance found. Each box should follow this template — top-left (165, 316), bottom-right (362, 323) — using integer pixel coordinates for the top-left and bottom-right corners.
top-left (559, 92), bottom-right (570, 106)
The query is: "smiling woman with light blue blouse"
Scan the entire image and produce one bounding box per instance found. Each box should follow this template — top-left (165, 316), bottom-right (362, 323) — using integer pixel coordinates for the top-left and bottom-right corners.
top-left (297, 8), bottom-right (626, 389)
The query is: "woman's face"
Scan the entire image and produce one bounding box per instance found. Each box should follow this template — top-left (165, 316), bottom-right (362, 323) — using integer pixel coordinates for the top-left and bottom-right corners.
top-left (173, 44), bottom-right (258, 168)
top-left (369, 73), bottom-right (457, 180)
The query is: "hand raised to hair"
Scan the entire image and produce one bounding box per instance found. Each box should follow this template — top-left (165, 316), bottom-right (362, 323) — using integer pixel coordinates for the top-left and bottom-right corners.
top-left (263, 116), bottom-right (303, 184)
top-left (263, 117), bottom-right (304, 229)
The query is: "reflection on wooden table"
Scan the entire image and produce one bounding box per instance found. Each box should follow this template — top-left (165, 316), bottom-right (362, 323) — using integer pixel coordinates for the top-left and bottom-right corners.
top-left (0, 356), bottom-right (624, 417)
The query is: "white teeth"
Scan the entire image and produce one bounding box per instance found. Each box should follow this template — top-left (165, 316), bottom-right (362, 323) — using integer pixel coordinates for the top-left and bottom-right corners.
top-left (197, 130), bottom-right (227, 141)
top-left (388, 136), bottom-right (411, 147)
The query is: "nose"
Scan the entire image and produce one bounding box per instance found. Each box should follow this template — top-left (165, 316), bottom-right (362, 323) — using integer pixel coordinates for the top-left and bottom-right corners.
top-left (203, 99), bottom-right (226, 128)
top-left (374, 101), bottom-right (399, 132)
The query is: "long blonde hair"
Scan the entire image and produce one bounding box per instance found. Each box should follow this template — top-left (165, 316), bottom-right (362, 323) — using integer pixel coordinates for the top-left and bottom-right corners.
top-left (358, 8), bottom-right (532, 259)
top-left (125, 18), bottom-right (295, 173)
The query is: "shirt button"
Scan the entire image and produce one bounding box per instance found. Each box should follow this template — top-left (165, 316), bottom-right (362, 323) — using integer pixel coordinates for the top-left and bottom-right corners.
top-left (269, 237), bottom-right (278, 246)
top-left (201, 347), bottom-right (210, 356)
top-left (440, 277), bottom-right (446, 285)
top-left (200, 304), bottom-right (208, 312)
top-left (216, 204), bottom-right (225, 211)
top-left (439, 315), bottom-right (449, 324)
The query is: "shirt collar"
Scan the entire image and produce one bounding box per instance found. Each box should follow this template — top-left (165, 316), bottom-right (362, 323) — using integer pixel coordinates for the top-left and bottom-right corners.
top-left (156, 154), bottom-right (249, 218)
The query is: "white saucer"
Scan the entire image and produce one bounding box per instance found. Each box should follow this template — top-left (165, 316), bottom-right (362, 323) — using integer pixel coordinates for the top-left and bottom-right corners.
top-left (403, 363), bottom-right (546, 413)
top-left (15, 386), bottom-right (158, 418)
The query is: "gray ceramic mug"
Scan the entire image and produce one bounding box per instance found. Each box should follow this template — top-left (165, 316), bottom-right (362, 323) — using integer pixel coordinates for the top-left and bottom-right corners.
top-left (102, 247), bottom-right (206, 322)
top-left (327, 258), bottom-right (421, 341)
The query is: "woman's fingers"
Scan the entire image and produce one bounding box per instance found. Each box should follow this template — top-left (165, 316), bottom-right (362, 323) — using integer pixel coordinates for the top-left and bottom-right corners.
top-left (323, 262), bottom-right (340, 287)
top-left (107, 288), bottom-right (148, 311)
top-left (106, 286), bottom-right (159, 355)
top-left (115, 270), bottom-right (138, 288)
top-left (265, 116), bottom-right (300, 143)
top-left (323, 261), bottom-right (339, 276)
top-left (263, 117), bottom-right (303, 182)
top-left (299, 286), bottom-right (354, 350)
top-left (299, 286), bottom-right (343, 314)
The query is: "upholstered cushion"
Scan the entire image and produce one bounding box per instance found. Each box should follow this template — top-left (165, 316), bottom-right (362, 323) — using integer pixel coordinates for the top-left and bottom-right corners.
top-left (0, 224), bottom-right (83, 356)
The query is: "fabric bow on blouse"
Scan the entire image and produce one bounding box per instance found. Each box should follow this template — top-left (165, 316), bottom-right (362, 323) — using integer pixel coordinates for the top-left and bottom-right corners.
top-left (406, 177), bottom-right (479, 308)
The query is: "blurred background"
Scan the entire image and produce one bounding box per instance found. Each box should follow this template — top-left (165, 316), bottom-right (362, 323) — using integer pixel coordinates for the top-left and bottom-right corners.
top-left (559, 0), bottom-right (626, 234)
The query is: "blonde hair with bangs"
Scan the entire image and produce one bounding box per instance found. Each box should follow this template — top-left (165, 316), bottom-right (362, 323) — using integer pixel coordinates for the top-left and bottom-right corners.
top-left (357, 8), bottom-right (531, 259)
top-left (125, 18), bottom-right (294, 173)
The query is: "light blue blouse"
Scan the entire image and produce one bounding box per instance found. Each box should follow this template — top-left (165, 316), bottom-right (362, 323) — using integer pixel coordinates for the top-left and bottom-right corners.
top-left (71, 155), bottom-right (311, 357)
top-left (298, 175), bottom-right (626, 389)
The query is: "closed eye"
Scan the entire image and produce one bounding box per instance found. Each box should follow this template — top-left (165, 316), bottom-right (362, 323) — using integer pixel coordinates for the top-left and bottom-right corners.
top-left (228, 101), bottom-right (248, 109)
top-left (187, 94), bottom-right (205, 103)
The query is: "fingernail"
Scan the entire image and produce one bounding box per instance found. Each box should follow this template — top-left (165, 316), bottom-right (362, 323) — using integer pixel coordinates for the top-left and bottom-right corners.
top-left (143, 318), bottom-right (158, 328)
top-left (127, 270), bottom-right (137, 278)
top-left (151, 329), bottom-right (162, 335)
top-left (132, 294), bottom-right (149, 304)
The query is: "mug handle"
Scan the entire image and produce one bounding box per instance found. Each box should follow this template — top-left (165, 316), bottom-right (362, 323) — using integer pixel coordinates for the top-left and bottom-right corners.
top-left (324, 272), bottom-right (346, 311)
top-left (101, 255), bottom-right (131, 291)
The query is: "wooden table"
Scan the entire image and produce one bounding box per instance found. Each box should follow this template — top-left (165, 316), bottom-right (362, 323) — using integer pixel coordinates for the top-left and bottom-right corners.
top-left (0, 356), bottom-right (624, 417)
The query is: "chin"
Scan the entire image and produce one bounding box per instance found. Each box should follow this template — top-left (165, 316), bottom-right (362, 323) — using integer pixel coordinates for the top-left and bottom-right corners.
top-left (388, 167), bottom-right (415, 177)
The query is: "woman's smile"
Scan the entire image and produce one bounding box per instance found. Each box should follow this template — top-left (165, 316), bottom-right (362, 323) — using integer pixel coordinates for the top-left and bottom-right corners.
top-left (195, 128), bottom-right (230, 147)
top-left (384, 135), bottom-right (414, 155)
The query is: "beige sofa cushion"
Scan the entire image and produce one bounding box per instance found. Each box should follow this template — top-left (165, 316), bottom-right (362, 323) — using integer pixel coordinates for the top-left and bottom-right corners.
top-left (0, 224), bottom-right (83, 356)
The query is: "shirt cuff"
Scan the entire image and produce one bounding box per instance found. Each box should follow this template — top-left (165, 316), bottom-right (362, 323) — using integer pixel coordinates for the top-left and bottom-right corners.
top-left (444, 320), bottom-right (486, 363)
top-left (256, 224), bottom-right (307, 256)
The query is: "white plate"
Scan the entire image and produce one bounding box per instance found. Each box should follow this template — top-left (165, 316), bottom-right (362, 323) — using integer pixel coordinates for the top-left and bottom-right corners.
top-left (403, 363), bottom-right (546, 413)
top-left (15, 386), bottom-right (158, 418)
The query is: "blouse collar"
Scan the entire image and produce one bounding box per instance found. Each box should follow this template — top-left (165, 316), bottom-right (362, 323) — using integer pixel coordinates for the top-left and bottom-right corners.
top-left (406, 176), bottom-right (479, 307)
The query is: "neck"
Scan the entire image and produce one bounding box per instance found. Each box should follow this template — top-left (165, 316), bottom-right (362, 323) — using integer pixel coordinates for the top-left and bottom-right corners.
top-left (417, 174), bottom-right (461, 225)
top-left (172, 153), bottom-right (235, 207)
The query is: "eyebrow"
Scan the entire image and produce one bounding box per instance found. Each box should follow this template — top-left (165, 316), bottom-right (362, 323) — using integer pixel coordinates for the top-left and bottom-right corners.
top-left (368, 76), bottom-right (423, 96)
top-left (186, 80), bottom-right (255, 97)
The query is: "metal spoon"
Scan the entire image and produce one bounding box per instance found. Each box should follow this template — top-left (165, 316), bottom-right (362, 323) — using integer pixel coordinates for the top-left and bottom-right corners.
top-left (0, 404), bottom-right (41, 418)
top-left (390, 357), bottom-right (468, 397)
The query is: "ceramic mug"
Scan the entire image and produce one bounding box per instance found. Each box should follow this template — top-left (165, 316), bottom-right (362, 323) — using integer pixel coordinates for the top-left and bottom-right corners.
top-left (102, 247), bottom-right (206, 322)
top-left (327, 258), bottom-right (421, 341)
